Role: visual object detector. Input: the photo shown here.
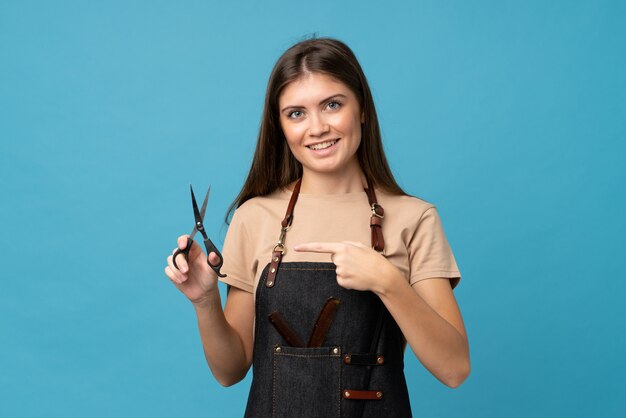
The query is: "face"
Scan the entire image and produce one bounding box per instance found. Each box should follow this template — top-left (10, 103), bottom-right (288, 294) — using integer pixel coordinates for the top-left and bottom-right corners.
top-left (278, 72), bottom-right (364, 177)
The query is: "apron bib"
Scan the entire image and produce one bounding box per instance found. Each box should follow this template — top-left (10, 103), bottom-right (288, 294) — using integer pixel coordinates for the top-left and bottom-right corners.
top-left (244, 180), bottom-right (413, 418)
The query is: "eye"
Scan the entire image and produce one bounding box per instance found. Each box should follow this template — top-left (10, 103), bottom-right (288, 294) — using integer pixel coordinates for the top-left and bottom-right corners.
top-left (327, 100), bottom-right (342, 110)
top-left (288, 110), bottom-right (304, 119)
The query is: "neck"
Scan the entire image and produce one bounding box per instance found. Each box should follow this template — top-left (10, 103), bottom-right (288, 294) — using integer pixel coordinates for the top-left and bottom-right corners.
top-left (299, 161), bottom-right (366, 195)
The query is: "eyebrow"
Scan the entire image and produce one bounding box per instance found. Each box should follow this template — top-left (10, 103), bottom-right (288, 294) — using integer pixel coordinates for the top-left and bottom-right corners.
top-left (280, 94), bottom-right (348, 113)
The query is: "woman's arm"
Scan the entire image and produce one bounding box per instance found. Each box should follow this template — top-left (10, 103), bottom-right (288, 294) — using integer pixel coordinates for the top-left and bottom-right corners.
top-left (375, 272), bottom-right (470, 388)
top-left (293, 241), bottom-right (470, 388)
top-left (165, 238), bottom-right (255, 386)
top-left (193, 286), bottom-right (255, 386)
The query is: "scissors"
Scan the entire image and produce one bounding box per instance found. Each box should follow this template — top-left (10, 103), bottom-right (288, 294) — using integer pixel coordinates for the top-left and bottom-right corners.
top-left (172, 185), bottom-right (226, 278)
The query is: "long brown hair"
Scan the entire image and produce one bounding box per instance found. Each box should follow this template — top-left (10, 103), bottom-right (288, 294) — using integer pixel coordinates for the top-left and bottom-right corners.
top-left (226, 37), bottom-right (406, 222)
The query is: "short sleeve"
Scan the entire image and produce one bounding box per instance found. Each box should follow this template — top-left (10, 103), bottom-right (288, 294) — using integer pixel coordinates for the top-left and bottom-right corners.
top-left (219, 209), bottom-right (255, 293)
top-left (407, 206), bottom-right (461, 289)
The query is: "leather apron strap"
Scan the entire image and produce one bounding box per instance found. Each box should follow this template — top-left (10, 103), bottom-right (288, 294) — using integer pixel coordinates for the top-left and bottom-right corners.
top-left (365, 178), bottom-right (385, 252)
top-left (265, 178), bottom-right (301, 287)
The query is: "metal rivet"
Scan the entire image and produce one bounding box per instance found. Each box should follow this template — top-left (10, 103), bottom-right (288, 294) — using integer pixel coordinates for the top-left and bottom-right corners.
top-left (273, 256), bottom-right (279, 262)
top-left (275, 346), bottom-right (281, 353)
top-left (270, 267), bottom-right (276, 273)
top-left (344, 391), bottom-right (351, 398)
top-left (344, 354), bottom-right (351, 364)
top-left (267, 281), bottom-right (273, 286)
top-left (376, 391), bottom-right (383, 398)
top-left (332, 347), bottom-right (339, 355)
top-left (377, 356), bottom-right (384, 364)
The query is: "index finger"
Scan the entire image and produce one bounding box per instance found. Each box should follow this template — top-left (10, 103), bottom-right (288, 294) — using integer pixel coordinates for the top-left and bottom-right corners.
top-left (293, 242), bottom-right (344, 254)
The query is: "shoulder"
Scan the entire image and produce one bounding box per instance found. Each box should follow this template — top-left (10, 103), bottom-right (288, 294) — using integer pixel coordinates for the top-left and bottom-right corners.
top-left (376, 189), bottom-right (436, 221)
top-left (231, 188), bottom-right (290, 224)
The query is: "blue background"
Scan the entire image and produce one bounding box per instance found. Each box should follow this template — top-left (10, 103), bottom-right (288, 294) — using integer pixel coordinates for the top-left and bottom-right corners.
top-left (2, 1), bottom-right (625, 417)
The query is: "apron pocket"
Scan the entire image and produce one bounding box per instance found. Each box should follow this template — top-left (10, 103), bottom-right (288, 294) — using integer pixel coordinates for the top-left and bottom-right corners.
top-left (272, 345), bottom-right (342, 418)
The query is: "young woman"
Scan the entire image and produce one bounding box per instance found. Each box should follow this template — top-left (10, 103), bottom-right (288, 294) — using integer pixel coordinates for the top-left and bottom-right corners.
top-left (165, 37), bottom-right (469, 417)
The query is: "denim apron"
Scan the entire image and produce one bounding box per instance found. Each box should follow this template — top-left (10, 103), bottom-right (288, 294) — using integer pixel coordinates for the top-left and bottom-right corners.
top-left (244, 179), bottom-right (413, 417)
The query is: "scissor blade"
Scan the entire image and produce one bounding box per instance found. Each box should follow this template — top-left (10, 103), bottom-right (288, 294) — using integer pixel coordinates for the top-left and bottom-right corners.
top-left (190, 184), bottom-right (210, 226)
top-left (199, 186), bottom-right (210, 220)
top-left (190, 185), bottom-right (201, 224)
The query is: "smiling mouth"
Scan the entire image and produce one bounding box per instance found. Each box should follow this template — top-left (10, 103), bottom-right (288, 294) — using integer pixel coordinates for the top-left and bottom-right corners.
top-left (306, 139), bottom-right (339, 150)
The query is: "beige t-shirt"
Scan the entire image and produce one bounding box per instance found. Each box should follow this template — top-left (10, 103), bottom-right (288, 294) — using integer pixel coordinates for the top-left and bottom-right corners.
top-left (219, 187), bottom-right (461, 295)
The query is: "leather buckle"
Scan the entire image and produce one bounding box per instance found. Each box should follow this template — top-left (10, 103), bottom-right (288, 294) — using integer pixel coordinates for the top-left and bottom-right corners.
top-left (272, 243), bottom-right (285, 254)
top-left (371, 203), bottom-right (384, 218)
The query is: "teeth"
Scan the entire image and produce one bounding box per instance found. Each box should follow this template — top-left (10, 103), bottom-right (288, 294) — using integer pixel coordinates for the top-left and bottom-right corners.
top-left (308, 140), bottom-right (337, 150)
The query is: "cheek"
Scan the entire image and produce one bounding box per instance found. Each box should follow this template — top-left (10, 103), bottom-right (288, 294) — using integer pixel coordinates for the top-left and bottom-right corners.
top-left (333, 112), bottom-right (362, 137)
top-left (282, 123), bottom-right (307, 147)
top-left (280, 127), bottom-right (301, 157)
top-left (350, 123), bottom-right (363, 152)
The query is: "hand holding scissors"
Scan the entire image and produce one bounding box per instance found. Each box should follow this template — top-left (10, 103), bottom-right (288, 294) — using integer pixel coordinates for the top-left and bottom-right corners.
top-left (173, 185), bottom-right (226, 278)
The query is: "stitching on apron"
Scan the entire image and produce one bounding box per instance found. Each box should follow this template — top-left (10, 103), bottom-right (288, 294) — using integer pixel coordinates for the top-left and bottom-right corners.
top-left (278, 268), bottom-right (336, 271)
top-left (274, 353), bottom-right (341, 358)
top-left (337, 354), bottom-right (342, 417)
top-left (272, 354), bottom-right (276, 418)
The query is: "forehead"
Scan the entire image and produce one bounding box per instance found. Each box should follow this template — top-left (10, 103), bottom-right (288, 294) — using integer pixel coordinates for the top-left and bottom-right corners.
top-left (279, 73), bottom-right (354, 105)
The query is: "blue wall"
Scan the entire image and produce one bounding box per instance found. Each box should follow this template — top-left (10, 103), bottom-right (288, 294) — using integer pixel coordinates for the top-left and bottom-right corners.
top-left (1, 1), bottom-right (624, 417)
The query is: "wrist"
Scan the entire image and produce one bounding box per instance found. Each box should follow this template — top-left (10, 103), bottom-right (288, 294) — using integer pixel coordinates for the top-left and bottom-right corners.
top-left (191, 288), bottom-right (220, 311)
top-left (373, 264), bottom-right (406, 297)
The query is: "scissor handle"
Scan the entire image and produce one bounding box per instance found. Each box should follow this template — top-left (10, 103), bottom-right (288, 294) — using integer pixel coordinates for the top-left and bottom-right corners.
top-left (173, 236), bottom-right (227, 278)
top-left (204, 237), bottom-right (227, 278)
top-left (172, 237), bottom-right (193, 270)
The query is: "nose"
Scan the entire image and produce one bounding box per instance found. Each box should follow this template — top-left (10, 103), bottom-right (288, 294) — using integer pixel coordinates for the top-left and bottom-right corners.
top-left (308, 112), bottom-right (330, 137)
